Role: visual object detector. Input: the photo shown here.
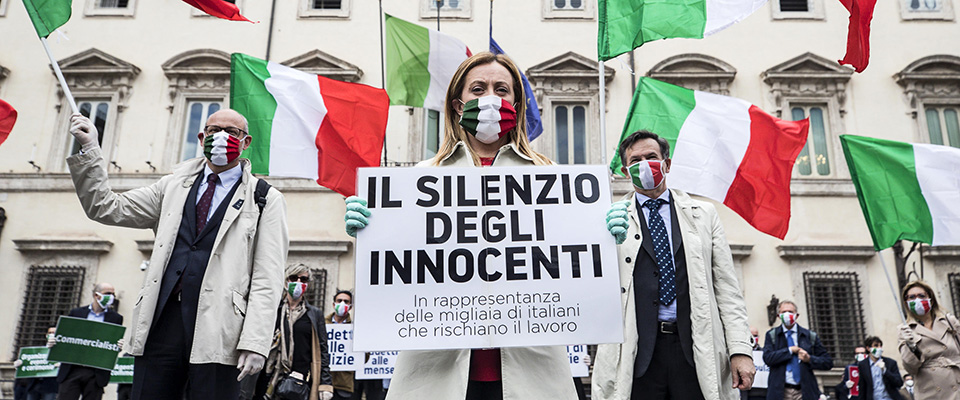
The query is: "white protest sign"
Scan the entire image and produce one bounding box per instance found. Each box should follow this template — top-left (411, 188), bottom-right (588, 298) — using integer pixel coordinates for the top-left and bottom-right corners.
top-left (753, 350), bottom-right (768, 389)
top-left (355, 351), bottom-right (398, 379)
top-left (327, 324), bottom-right (362, 371)
top-left (354, 165), bottom-right (623, 351)
top-left (567, 345), bottom-right (589, 378)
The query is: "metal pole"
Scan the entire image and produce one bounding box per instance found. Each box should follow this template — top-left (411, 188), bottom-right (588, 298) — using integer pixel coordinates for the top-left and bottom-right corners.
top-left (628, 50), bottom-right (636, 94)
top-left (879, 249), bottom-right (908, 324)
top-left (380, 0), bottom-right (388, 166)
top-left (489, 0), bottom-right (493, 42)
top-left (41, 37), bottom-right (77, 114)
top-left (436, 0), bottom-right (442, 30)
top-left (265, 0), bottom-right (278, 61)
top-left (598, 60), bottom-right (607, 166)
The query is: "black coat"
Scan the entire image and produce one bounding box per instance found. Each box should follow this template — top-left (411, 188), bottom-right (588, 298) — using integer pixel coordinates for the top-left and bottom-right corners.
top-left (56, 306), bottom-right (124, 387)
top-left (762, 325), bottom-right (832, 400)
top-left (858, 356), bottom-right (904, 400)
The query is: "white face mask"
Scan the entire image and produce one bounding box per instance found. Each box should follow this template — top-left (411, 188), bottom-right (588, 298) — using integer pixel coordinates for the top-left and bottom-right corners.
top-left (905, 380), bottom-right (914, 388)
top-left (96, 292), bottom-right (114, 308)
top-left (855, 353), bottom-right (867, 362)
top-left (870, 347), bottom-right (883, 358)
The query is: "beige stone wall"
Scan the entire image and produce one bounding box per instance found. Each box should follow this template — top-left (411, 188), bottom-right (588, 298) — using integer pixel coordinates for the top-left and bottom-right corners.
top-left (1, 0), bottom-right (959, 396)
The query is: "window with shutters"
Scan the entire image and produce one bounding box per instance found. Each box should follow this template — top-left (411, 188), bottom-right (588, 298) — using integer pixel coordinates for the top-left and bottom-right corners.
top-left (772, 0), bottom-right (823, 19)
top-left (803, 271), bottom-right (865, 367)
top-left (950, 273), bottom-right (960, 315)
top-left (14, 266), bottom-right (86, 351)
top-left (420, 0), bottom-right (472, 20)
top-left (924, 106), bottom-right (960, 148)
top-left (304, 268), bottom-right (329, 315)
top-left (790, 105), bottom-right (833, 177)
top-left (900, 0), bottom-right (955, 20)
top-left (554, 104), bottom-right (589, 165)
top-left (85, 0), bottom-right (136, 16)
top-left (406, 108), bottom-right (444, 163)
top-left (299, 0), bottom-right (350, 18)
top-left (180, 101), bottom-right (222, 161)
top-left (162, 49), bottom-right (230, 170)
top-left (68, 100), bottom-right (111, 156)
top-left (542, 0), bottom-right (593, 19)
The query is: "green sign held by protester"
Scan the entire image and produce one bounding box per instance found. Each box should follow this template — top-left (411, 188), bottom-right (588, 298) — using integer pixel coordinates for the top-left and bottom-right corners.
top-left (110, 356), bottom-right (135, 384)
top-left (48, 316), bottom-right (126, 371)
top-left (15, 346), bottom-right (59, 379)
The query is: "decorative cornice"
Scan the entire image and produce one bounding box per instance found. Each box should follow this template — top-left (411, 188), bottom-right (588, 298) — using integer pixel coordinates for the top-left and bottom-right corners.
top-left (280, 50), bottom-right (363, 83)
top-left (610, 177), bottom-right (856, 197)
top-left (54, 48), bottom-right (141, 111)
top-left (777, 245), bottom-right (875, 259)
top-left (648, 53), bottom-right (736, 95)
top-left (762, 52), bottom-right (853, 117)
top-left (730, 245), bottom-right (753, 261)
top-left (15, 237), bottom-right (114, 253)
top-left (0, 173), bottom-right (336, 193)
top-left (289, 240), bottom-right (351, 255)
top-left (894, 55), bottom-right (960, 117)
top-left (527, 51), bottom-right (615, 80)
top-left (136, 240), bottom-right (154, 254)
top-left (923, 246), bottom-right (960, 259)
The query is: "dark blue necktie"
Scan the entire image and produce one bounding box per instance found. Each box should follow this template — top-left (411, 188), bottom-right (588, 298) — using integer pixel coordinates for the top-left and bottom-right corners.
top-left (644, 198), bottom-right (676, 305)
top-left (786, 330), bottom-right (801, 383)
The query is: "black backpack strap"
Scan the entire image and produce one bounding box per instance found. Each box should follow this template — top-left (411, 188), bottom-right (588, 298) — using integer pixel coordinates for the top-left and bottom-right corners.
top-left (255, 178), bottom-right (271, 214)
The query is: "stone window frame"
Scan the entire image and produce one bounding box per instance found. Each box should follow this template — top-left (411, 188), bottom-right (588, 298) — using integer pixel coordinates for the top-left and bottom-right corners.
top-left (761, 52), bottom-right (853, 181)
top-left (526, 51), bottom-right (614, 166)
top-left (647, 53), bottom-right (737, 95)
top-left (299, 0), bottom-right (351, 19)
top-left (279, 50), bottom-right (364, 83)
top-left (777, 245), bottom-right (876, 365)
top-left (899, 0), bottom-right (955, 21)
top-left (84, 0), bottom-right (138, 17)
top-left (48, 48), bottom-right (140, 172)
top-left (895, 55), bottom-right (960, 145)
top-left (407, 108), bottom-right (445, 164)
top-left (161, 49), bottom-right (231, 171)
top-left (419, 0), bottom-right (473, 21)
top-left (771, 0), bottom-right (825, 20)
top-left (925, 246), bottom-right (960, 315)
top-left (542, 0), bottom-right (595, 20)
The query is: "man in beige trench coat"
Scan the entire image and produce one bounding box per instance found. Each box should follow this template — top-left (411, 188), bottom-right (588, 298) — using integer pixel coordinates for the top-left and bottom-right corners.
top-left (593, 130), bottom-right (755, 400)
top-left (66, 110), bottom-right (287, 400)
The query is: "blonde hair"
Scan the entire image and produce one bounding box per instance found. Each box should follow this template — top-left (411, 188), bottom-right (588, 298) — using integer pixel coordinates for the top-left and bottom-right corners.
top-left (902, 280), bottom-right (941, 320)
top-left (431, 52), bottom-right (551, 166)
top-left (285, 263), bottom-right (310, 279)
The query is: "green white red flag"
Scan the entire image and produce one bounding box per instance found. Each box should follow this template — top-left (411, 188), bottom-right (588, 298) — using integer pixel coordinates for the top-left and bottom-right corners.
top-left (385, 14), bottom-right (471, 111)
top-left (182, 0), bottom-right (253, 22)
top-left (840, 134), bottom-right (960, 250)
top-left (611, 77), bottom-right (809, 239)
top-left (0, 99), bottom-right (16, 147)
top-left (23, 0), bottom-right (72, 38)
top-left (230, 53), bottom-right (389, 197)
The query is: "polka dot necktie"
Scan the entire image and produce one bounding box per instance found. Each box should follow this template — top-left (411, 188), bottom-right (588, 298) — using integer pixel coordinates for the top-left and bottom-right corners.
top-left (196, 173), bottom-right (219, 235)
top-left (644, 198), bottom-right (676, 305)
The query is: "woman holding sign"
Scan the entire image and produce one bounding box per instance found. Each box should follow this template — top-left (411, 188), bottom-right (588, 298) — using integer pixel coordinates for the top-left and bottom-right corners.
top-left (255, 264), bottom-right (334, 400)
top-left (345, 52), bottom-right (578, 400)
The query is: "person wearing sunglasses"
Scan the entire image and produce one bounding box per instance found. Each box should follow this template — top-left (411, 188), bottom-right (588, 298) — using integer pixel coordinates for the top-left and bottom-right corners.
top-left (254, 264), bottom-right (333, 400)
top-left (898, 280), bottom-right (960, 400)
top-left (66, 109), bottom-right (288, 400)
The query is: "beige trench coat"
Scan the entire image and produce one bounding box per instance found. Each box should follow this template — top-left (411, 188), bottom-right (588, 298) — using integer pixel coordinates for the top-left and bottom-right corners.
top-left (591, 190), bottom-right (752, 400)
top-left (67, 148), bottom-right (288, 364)
top-left (385, 142), bottom-right (578, 400)
top-left (899, 314), bottom-right (960, 400)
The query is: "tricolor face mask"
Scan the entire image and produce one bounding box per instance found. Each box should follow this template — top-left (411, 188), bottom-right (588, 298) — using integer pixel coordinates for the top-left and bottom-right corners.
top-left (96, 292), bottom-right (114, 309)
top-left (855, 353), bottom-right (868, 362)
top-left (870, 347), bottom-right (883, 358)
top-left (458, 96), bottom-right (518, 144)
top-left (334, 302), bottom-right (351, 317)
top-left (908, 298), bottom-right (932, 316)
top-left (203, 131), bottom-right (241, 166)
top-left (287, 282), bottom-right (307, 300)
top-left (780, 311), bottom-right (797, 327)
top-left (627, 160), bottom-right (665, 190)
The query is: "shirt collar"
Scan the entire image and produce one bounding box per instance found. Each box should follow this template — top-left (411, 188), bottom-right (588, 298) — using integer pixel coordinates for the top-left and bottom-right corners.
top-left (634, 190), bottom-right (671, 207)
top-left (202, 163), bottom-right (242, 189)
top-left (88, 304), bottom-right (105, 316)
top-left (784, 324), bottom-right (798, 335)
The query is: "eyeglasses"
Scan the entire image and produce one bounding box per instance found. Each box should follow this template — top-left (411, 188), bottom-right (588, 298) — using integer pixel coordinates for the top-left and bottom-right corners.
top-left (204, 125), bottom-right (248, 138)
top-left (287, 275), bottom-right (309, 283)
top-left (906, 293), bottom-right (929, 300)
top-left (335, 299), bottom-right (352, 305)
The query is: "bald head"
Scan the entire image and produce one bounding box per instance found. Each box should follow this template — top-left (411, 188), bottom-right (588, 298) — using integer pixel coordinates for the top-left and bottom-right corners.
top-left (206, 109), bottom-right (249, 134)
top-left (94, 282), bottom-right (115, 294)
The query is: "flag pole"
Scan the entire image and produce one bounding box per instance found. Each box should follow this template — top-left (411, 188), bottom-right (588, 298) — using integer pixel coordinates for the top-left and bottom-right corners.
top-left (598, 60), bottom-right (607, 166)
top-left (41, 37), bottom-right (78, 114)
top-left (879, 249), bottom-right (908, 324)
top-left (379, 0), bottom-right (388, 166)
top-left (489, 0), bottom-right (493, 43)
top-left (436, 0), bottom-right (441, 30)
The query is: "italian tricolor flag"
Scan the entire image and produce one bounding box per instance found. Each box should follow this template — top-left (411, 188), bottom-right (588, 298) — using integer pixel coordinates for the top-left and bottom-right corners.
top-left (841, 135), bottom-right (960, 250)
top-left (598, 0), bottom-right (768, 60)
top-left (230, 53), bottom-right (389, 197)
top-left (612, 77), bottom-right (809, 239)
top-left (385, 14), bottom-right (471, 111)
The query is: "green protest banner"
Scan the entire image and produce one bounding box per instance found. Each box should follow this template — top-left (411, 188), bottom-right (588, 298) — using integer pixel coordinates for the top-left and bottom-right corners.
top-left (110, 356), bottom-right (135, 384)
top-left (15, 346), bottom-right (59, 379)
top-left (47, 316), bottom-right (125, 371)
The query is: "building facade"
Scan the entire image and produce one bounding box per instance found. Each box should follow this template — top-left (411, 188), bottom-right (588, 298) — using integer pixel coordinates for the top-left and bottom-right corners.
top-left (0, 0), bottom-right (958, 397)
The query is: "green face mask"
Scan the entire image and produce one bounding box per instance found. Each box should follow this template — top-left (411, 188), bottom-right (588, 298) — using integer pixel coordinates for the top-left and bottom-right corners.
top-left (97, 293), bottom-right (114, 308)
